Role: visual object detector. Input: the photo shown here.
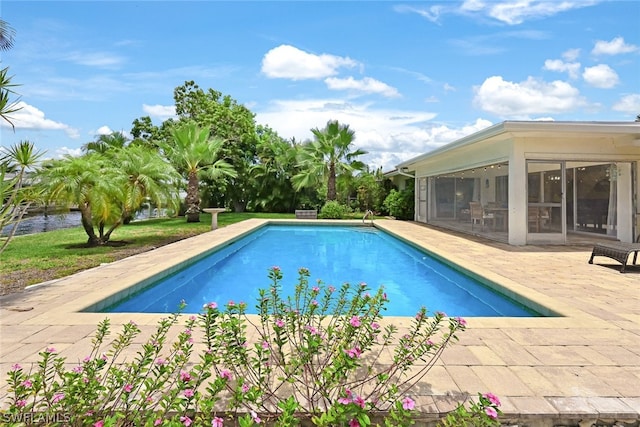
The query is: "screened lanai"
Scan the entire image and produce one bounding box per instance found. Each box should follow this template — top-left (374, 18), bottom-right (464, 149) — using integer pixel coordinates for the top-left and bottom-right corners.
top-left (392, 121), bottom-right (640, 246)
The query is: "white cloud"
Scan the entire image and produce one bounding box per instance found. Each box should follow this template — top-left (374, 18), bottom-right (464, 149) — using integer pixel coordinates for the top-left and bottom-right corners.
top-left (142, 104), bottom-right (176, 120)
top-left (95, 125), bottom-right (113, 135)
top-left (543, 59), bottom-right (581, 79)
top-left (324, 77), bottom-right (400, 98)
top-left (473, 76), bottom-right (586, 117)
top-left (612, 94), bottom-right (640, 114)
top-left (55, 146), bottom-right (83, 158)
top-left (64, 51), bottom-right (126, 68)
top-left (486, 1), bottom-right (597, 25)
top-left (261, 45), bottom-right (358, 80)
top-left (582, 64), bottom-right (619, 88)
top-left (592, 37), bottom-right (638, 56)
top-left (562, 48), bottom-right (581, 62)
top-left (0, 101), bottom-right (80, 138)
top-left (400, 1), bottom-right (598, 25)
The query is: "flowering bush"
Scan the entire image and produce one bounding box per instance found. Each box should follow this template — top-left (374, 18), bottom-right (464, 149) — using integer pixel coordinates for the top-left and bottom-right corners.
top-left (439, 392), bottom-right (503, 427)
top-left (1, 267), bottom-right (497, 426)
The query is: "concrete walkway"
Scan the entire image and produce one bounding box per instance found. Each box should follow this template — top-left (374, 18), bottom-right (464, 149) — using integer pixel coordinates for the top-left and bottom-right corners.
top-left (1, 219), bottom-right (638, 425)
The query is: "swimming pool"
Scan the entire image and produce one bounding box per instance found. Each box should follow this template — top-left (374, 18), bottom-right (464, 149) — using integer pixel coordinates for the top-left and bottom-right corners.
top-left (101, 224), bottom-right (540, 317)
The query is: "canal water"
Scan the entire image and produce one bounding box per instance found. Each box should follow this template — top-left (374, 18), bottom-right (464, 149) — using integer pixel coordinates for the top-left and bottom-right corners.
top-left (1, 211), bottom-right (82, 237)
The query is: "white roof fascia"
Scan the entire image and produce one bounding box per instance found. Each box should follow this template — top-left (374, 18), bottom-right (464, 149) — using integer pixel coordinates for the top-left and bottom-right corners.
top-left (396, 121), bottom-right (640, 171)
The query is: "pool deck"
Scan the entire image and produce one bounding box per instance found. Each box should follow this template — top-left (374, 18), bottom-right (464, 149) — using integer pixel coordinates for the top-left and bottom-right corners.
top-left (1, 219), bottom-right (639, 425)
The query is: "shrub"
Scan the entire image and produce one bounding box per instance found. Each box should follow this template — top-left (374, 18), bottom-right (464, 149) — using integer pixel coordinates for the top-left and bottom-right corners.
top-left (319, 201), bottom-right (349, 219)
top-left (2, 268), bottom-right (501, 426)
top-left (382, 187), bottom-right (414, 220)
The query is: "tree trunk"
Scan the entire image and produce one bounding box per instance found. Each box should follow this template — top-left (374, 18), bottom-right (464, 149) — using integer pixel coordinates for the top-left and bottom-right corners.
top-left (327, 162), bottom-right (337, 201)
top-left (185, 171), bottom-right (201, 223)
top-left (79, 203), bottom-right (101, 246)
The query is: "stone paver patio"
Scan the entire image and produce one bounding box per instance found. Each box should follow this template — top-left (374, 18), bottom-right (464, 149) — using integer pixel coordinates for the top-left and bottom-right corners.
top-left (1, 219), bottom-right (638, 425)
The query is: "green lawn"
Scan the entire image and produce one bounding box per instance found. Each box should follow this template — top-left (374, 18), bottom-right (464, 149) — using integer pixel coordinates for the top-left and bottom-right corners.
top-left (0, 212), bottom-right (293, 293)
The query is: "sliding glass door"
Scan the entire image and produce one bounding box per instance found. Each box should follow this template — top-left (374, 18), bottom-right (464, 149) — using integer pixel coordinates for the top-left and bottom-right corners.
top-left (527, 161), bottom-right (566, 243)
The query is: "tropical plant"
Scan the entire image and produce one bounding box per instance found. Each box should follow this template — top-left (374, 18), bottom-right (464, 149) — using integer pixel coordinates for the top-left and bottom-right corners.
top-left (39, 146), bottom-right (179, 245)
top-left (0, 141), bottom-right (45, 254)
top-left (173, 81), bottom-right (258, 212)
top-left (293, 120), bottom-right (367, 202)
top-left (383, 180), bottom-right (415, 220)
top-left (249, 125), bottom-right (300, 212)
top-left (0, 18), bottom-right (15, 51)
top-left (82, 131), bottom-right (129, 154)
top-left (319, 200), bottom-right (350, 219)
top-left (162, 121), bottom-right (237, 222)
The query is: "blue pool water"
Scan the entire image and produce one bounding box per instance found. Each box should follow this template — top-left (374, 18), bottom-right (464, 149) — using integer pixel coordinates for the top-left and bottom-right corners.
top-left (103, 225), bottom-right (539, 317)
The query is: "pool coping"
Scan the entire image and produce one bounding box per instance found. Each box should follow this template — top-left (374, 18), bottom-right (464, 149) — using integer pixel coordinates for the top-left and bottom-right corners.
top-left (1, 219), bottom-right (639, 424)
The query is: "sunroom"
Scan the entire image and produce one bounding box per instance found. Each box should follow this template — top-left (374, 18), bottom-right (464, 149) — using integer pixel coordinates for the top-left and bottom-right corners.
top-left (392, 121), bottom-right (640, 245)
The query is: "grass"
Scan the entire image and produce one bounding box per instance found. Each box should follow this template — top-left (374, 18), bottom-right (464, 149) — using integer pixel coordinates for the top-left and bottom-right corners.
top-left (0, 212), bottom-right (294, 293)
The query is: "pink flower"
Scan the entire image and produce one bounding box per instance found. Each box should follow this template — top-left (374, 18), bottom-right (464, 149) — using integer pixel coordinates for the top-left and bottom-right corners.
top-left (402, 396), bottom-right (415, 410)
top-left (483, 392), bottom-right (501, 406)
top-left (371, 322), bottom-right (380, 330)
top-left (16, 399), bottom-right (26, 408)
top-left (328, 286), bottom-right (336, 293)
top-left (155, 358), bottom-right (166, 366)
top-left (242, 383), bottom-right (250, 393)
top-left (154, 419), bottom-right (162, 426)
top-left (261, 340), bottom-right (270, 349)
top-left (312, 286), bottom-right (320, 292)
top-left (180, 416), bottom-right (192, 426)
top-left (184, 389), bottom-right (194, 398)
top-left (11, 364), bottom-right (21, 371)
top-left (123, 384), bottom-right (133, 393)
top-left (45, 347), bottom-right (56, 353)
top-left (21, 380), bottom-right (32, 388)
top-left (485, 407), bottom-right (498, 419)
top-left (52, 393), bottom-right (64, 403)
top-left (180, 371), bottom-right (192, 382)
top-left (212, 417), bottom-right (224, 427)
top-left (311, 300), bottom-right (318, 306)
top-left (338, 396), bottom-right (352, 404)
top-left (72, 365), bottom-right (83, 374)
top-left (251, 410), bottom-right (261, 424)
top-left (204, 302), bottom-right (218, 310)
top-left (455, 317), bottom-right (467, 327)
top-left (349, 419), bottom-right (360, 427)
top-left (345, 347), bottom-right (362, 358)
top-left (220, 369), bottom-right (232, 380)
top-left (349, 316), bottom-right (361, 327)
top-left (227, 300), bottom-right (235, 307)
top-left (83, 356), bottom-right (91, 363)
top-left (93, 421), bottom-right (104, 427)
top-left (275, 319), bottom-right (285, 328)
top-left (353, 395), bottom-right (366, 408)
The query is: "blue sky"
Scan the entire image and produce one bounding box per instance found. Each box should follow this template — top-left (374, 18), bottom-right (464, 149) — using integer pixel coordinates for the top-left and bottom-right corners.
top-left (1, 1), bottom-right (639, 171)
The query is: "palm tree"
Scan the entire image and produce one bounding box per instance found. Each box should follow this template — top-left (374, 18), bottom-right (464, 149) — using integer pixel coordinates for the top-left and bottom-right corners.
top-left (0, 19), bottom-right (15, 51)
top-left (82, 131), bottom-right (129, 154)
top-left (292, 120), bottom-right (367, 202)
top-left (0, 141), bottom-right (45, 253)
top-left (162, 122), bottom-right (237, 222)
top-left (110, 145), bottom-right (180, 229)
top-left (38, 154), bottom-right (118, 245)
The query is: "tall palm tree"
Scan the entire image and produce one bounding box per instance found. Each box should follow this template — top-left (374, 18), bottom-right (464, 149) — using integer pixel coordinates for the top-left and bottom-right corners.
top-left (292, 120), bottom-right (367, 201)
top-left (162, 122), bottom-right (237, 222)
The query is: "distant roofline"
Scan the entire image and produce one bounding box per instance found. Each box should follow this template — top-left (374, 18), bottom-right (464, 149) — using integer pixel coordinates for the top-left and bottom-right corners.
top-left (396, 120), bottom-right (640, 171)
